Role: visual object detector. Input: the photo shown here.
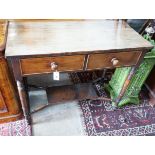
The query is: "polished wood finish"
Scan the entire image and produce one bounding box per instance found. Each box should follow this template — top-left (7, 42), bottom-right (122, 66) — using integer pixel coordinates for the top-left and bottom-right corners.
top-left (114, 51), bottom-right (147, 105)
top-left (5, 20), bottom-right (153, 57)
top-left (16, 80), bottom-right (31, 124)
top-left (87, 51), bottom-right (141, 70)
top-left (0, 20), bottom-right (8, 54)
top-left (5, 20), bottom-right (154, 123)
top-left (20, 50), bottom-right (142, 76)
top-left (0, 57), bottom-right (22, 123)
top-left (0, 21), bottom-right (5, 47)
top-left (8, 57), bottom-right (30, 124)
top-left (20, 55), bottom-right (85, 76)
top-left (0, 20), bottom-right (22, 123)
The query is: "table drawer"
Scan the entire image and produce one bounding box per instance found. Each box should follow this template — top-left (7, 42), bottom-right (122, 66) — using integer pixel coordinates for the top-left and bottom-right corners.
top-left (20, 55), bottom-right (85, 75)
top-left (87, 51), bottom-right (141, 70)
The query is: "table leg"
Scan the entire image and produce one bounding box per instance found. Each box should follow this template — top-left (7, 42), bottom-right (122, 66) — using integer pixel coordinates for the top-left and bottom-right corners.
top-left (92, 69), bottom-right (107, 84)
top-left (16, 80), bottom-right (31, 124)
top-left (114, 51), bottom-right (147, 107)
top-left (8, 57), bottom-right (31, 124)
top-left (114, 67), bottom-right (135, 106)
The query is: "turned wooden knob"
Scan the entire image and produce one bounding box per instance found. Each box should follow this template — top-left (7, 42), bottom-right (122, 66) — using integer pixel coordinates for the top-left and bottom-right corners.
top-left (111, 58), bottom-right (119, 66)
top-left (51, 62), bottom-right (58, 70)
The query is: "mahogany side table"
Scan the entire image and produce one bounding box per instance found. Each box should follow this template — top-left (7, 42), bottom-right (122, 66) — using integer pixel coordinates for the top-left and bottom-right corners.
top-left (5, 20), bottom-right (153, 124)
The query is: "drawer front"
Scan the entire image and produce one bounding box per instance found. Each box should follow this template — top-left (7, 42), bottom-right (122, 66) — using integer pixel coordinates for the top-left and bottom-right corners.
top-left (21, 55), bottom-right (85, 75)
top-left (87, 51), bottom-right (141, 70)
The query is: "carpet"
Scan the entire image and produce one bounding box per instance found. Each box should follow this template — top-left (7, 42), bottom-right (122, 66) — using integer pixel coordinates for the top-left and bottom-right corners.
top-left (70, 71), bottom-right (155, 136)
top-left (0, 119), bottom-right (31, 136)
top-left (79, 83), bottom-right (155, 136)
top-left (1, 70), bottom-right (153, 136)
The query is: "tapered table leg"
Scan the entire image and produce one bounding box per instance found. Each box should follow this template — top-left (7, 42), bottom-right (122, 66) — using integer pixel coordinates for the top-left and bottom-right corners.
top-left (114, 51), bottom-right (147, 107)
top-left (8, 57), bottom-right (31, 124)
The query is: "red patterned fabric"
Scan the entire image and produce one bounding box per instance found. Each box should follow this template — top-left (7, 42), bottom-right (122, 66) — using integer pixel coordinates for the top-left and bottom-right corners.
top-left (79, 83), bottom-right (155, 136)
top-left (0, 119), bottom-right (31, 136)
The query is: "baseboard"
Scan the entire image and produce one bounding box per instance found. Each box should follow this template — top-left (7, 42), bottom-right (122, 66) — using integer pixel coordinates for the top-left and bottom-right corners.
top-left (0, 112), bottom-right (23, 124)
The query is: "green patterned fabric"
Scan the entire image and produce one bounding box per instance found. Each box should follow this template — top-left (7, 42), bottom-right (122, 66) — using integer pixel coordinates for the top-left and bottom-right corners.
top-left (105, 37), bottom-right (155, 107)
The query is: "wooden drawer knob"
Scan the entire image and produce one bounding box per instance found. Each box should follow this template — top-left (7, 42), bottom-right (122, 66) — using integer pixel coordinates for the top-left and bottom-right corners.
top-left (51, 62), bottom-right (58, 70)
top-left (111, 58), bottom-right (119, 66)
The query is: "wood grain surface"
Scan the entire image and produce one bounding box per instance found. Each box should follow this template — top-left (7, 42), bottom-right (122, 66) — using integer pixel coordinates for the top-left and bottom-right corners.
top-left (0, 20), bottom-right (8, 55)
top-left (20, 55), bottom-right (85, 75)
top-left (0, 57), bottom-right (22, 123)
top-left (87, 51), bottom-right (141, 69)
top-left (5, 20), bottom-right (153, 57)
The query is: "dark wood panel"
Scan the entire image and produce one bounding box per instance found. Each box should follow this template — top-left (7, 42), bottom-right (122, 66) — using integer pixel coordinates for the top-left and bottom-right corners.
top-left (0, 57), bottom-right (22, 123)
top-left (87, 51), bottom-right (141, 70)
top-left (0, 20), bottom-right (22, 123)
top-left (20, 55), bottom-right (85, 75)
top-left (5, 20), bottom-right (153, 57)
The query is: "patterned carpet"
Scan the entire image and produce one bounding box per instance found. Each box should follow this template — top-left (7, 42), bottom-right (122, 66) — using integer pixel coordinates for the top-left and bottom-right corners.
top-left (0, 119), bottom-right (31, 136)
top-left (79, 82), bottom-right (155, 136)
top-left (0, 70), bottom-right (154, 136)
top-left (70, 71), bottom-right (155, 136)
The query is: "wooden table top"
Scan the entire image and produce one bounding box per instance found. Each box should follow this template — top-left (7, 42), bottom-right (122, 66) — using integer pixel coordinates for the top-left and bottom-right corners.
top-left (5, 20), bottom-right (153, 57)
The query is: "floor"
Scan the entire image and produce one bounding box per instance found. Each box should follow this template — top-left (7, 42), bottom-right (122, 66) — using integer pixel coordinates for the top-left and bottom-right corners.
top-left (28, 73), bottom-right (88, 136)
top-left (31, 99), bottom-right (85, 136)
top-left (1, 71), bottom-right (154, 136)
